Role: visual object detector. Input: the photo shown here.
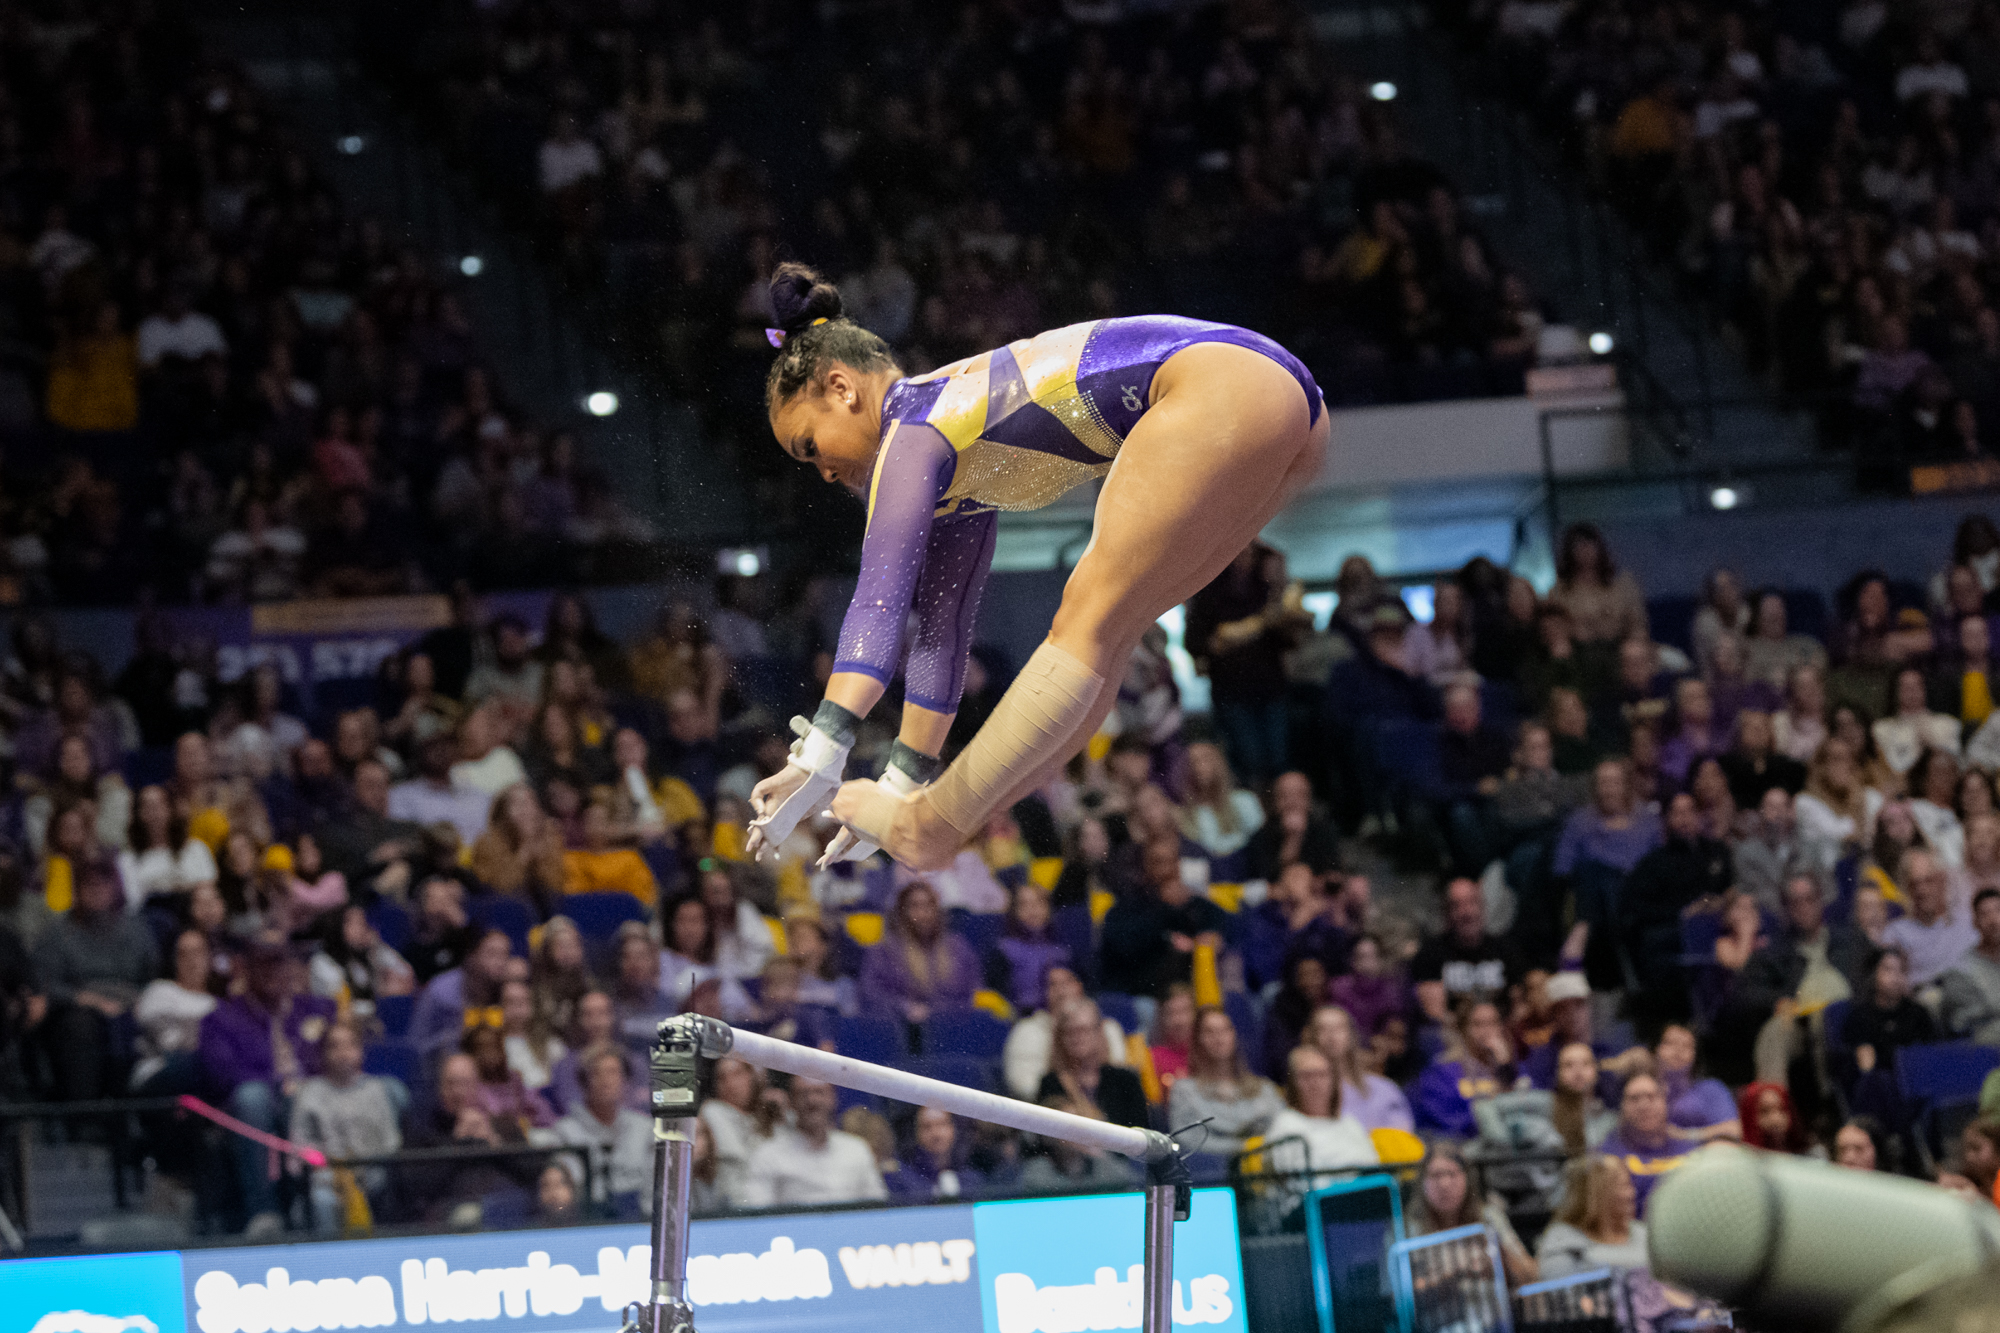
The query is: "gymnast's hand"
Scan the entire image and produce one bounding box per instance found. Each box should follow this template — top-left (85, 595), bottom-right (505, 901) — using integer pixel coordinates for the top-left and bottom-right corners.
top-left (747, 715), bottom-right (851, 860)
top-left (817, 765), bottom-right (924, 868)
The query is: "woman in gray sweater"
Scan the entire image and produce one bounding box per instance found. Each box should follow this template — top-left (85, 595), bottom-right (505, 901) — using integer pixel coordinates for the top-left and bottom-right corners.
top-left (1165, 1005), bottom-right (1285, 1158)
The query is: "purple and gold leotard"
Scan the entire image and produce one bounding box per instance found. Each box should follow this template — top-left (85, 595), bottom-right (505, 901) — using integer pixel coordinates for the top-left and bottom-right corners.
top-left (833, 315), bottom-right (1322, 716)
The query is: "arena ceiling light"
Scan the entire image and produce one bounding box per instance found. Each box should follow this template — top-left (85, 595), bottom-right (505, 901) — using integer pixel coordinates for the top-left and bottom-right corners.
top-left (585, 391), bottom-right (620, 417)
top-left (1588, 331), bottom-right (1615, 355)
top-left (459, 255), bottom-right (484, 277)
top-left (1369, 81), bottom-right (1398, 101)
top-left (338, 134), bottom-right (366, 155)
top-left (1709, 483), bottom-right (1741, 511)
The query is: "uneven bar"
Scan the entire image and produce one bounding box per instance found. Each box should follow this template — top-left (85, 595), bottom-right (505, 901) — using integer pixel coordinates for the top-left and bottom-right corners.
top-left (726, 1027), bottom-right (1170, 1161)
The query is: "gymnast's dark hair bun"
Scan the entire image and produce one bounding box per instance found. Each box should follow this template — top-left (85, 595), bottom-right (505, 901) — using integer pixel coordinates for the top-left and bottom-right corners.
top-left (763, 262), bottom-right (899, 408)
top-left (769, 262), bottom-right (845, 339)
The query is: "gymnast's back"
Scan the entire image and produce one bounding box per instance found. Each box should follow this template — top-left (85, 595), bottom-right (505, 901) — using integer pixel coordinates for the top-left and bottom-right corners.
top-left (883, 315), bottom-right (1322, 516)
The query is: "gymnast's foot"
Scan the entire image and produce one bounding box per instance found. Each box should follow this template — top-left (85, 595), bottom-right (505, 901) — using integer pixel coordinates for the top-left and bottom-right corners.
top-left (828, 779), bottom-right (962, 871)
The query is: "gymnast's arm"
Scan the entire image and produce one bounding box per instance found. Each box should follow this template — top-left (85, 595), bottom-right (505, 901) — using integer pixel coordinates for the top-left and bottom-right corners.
top-left (893, 508), bottom-right (999, 758)
top-left (819, 420), bottom-right (960, 742)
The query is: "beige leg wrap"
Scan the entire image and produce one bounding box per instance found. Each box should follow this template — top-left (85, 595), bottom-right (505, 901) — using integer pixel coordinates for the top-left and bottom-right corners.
top-left (929, 642), bottom-right (1106, 835)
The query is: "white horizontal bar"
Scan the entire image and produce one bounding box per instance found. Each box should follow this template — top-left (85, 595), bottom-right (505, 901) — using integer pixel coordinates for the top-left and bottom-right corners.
top-left (726, 1027), bottom-right (1161, 1160)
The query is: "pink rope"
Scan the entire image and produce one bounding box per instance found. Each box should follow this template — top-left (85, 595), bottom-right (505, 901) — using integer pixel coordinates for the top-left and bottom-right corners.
top-left (177, 1093), bottom-right (328, 1168)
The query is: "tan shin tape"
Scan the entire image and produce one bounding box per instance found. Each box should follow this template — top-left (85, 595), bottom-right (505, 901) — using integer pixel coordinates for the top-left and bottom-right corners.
top-left (929, 642), bottom-right (1105, 834)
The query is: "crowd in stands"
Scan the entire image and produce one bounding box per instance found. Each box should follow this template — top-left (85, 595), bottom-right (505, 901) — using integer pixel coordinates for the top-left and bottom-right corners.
top-left (1443, 0), bottom-right (2000, 461)
top-left (0, 510), bottom-right (1996, 1265)
top-left (0, 0), bottom-right (657, 608)
top-left (361, 0), bottom-right (1549, 473)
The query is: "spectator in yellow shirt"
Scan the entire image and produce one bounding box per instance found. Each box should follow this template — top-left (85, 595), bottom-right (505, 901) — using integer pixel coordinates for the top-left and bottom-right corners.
top-left (562, 798), bottom-right (658, 907)
top-left (46, 302), bottom-right (138, 433)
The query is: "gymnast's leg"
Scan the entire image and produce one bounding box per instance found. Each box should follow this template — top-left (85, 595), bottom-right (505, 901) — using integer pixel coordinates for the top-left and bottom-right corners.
top-left (980, 393), bottom-right (1328, 816)
top-left (834, 342), bottom-right (1329, 867)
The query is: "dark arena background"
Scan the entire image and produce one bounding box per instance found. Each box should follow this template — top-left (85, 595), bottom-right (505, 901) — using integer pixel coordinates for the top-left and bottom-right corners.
top-left (0, 0), bottom-right (1996, 1330)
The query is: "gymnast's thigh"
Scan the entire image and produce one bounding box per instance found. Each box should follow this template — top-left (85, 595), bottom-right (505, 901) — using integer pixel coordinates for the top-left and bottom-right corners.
top-left (1051, 342), bottom-right (1325, 654)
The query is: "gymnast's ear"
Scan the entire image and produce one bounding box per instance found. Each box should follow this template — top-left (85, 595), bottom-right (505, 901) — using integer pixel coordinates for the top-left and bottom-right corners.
top-left (820, 363), bottom-right (863, 410)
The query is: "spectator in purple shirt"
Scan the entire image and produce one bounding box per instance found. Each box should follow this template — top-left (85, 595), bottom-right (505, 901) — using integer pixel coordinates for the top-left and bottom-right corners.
top-left (859, 881), bottom-right (978, 1029)
top-left (1596, 1071), bottom-right (1700, 1217)
top-left (1328, 934), bottom-right (1405, 1041)
top-left (1242, 861), bottom-right (1352, 994)
top-left (197, 934), bottom-right (338, 1236)
top-left (1854, 315), bottom-right (1934, 412)
top-left (1553, 760), bottom-right (1664, 985)
top-left (982, 883), bottom-right (1072, 1014)
top-left (409, 927), bottom-right (515, 1058)
top-left (1658, 678), bottom-right (1726, 790)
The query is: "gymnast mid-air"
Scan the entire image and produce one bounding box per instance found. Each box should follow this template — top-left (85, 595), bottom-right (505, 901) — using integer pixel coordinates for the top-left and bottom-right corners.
top-left (744, 262), bottom-right (1330, 871)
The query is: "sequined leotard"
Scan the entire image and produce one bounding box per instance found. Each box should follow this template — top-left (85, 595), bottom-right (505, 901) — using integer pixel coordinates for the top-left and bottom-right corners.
top-left (833, 315), bottom-right (1323, 715)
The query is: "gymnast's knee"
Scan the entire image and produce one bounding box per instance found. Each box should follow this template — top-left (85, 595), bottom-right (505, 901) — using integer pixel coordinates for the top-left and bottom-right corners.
top-left (1047, 594), bottom-right (1148, 672)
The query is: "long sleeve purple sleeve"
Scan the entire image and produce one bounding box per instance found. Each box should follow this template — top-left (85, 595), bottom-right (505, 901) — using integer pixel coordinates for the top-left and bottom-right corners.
top-left (903, 510), bottom-right (996, 713)
top-left (834, 419), bottom-right (995, 717)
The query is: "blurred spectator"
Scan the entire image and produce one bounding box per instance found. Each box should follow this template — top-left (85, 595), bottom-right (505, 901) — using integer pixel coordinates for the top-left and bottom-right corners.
top-left (388, 734), bottom-right (490, 847)
top-left (563, 798), bottom-right (661, 907)
top-left (130, 930), bottom-right (219, 1095)
top-left (1246, 772), bottom-right (1343, 883)
top-left (463, 1022), bottom-right (556, 1135)
top-left (1302, 1005), bottom-right (1414, 1132)
top-left (1939, 889), bottom-right (2000, 1042)
top-left (1100, 836), bottom-right (1231, 1000)
top-left (472, 785), bottom-right (567, 908)
top-left (1720, 712), bottom-right (1807, 813)
top-left (700, 1057), bottom-right (772, 1203)
top-left (1882, 848), bottom-right (1977, 985)
top-left (1414, 998), bottom-right (1515, 1137)
top-left (1177, 743), bottom-right (1265, 878)
top-left (308, 905), bottom-right (416, 1018)
top-left (451, 705), bottom-right (530, 799)
top-left (288, 1020), bottom-right (402, 1230)
top-left (1550, 525), bottom-right (1648, 649)
top-left (741, 1075), bottom-right (886, 1208)
top-left (1744, 594), bottom-right (1827, 691)
top-left (1266, 1044), bottom-right (1380, 1177)
top-left (1185, 544), bottom-right (1309, 784)
top-left (1773, 665), bottom-right (1831, 764)
top-left (1166, 1006), bottom-right (1284, 1157)
top-left (1411, 877), bottom-right (1522, 1024)
top-left (1622, 793), bottom-right (1733, 1023)
top-left (1017, 1093), bottom-right (1140, 1194)
top-left (1833, 1117), bottom-right (1890, 1172)
top-left (548, 990), bottom-right (648, 1117)
top-left (886, 1106), bottom-right (985, 1202)
top-left (34, 858), bottom-right (156, 1100)
top-left (1408, 1143), bottom-right (1538, 1284)
top-left (1732, 789), bottom-right (1811, 914)
top-left (1327, 936), bottom-right (1406, 1047)
top-left (1436, 681), bottom-right (1512, 873)
top-left (1553, 760), bottom-right (1664, 984)
top-left (860, 881), bottom-right (977, 1027)
top-left (1242, 861), bottom-right (1350, 995)
top-left (198, 935), bottom-right (337, 1236)
top-left (552, 1042), bottom-right (653, 1206)
top-left (410, 926), bottom-right (514, 1057)
top-left (1597, 1072), bottom-right (1699, 1215)
top-left (1738, 1081), bottom-right (1812, 1155)
top-left (1873, 669), bottom-right (1963, 776)
top-left (1035, 997), bottom-right (1148, 1130)
top-left (402, 875), bottom-right (481, 985)
top-left (985, 884), bottom-right (1072, 1015)
top-left (1146, 986), bottom-right (1196, 1102)
top-left (1536, 1157), bottom-right (1647, 1278)
top-left (1692, 570), bottom-right (1751, 675)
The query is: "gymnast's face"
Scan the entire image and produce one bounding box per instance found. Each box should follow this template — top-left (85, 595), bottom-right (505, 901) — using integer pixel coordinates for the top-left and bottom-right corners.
top-left (771, 363), bottom-right (889, 495)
